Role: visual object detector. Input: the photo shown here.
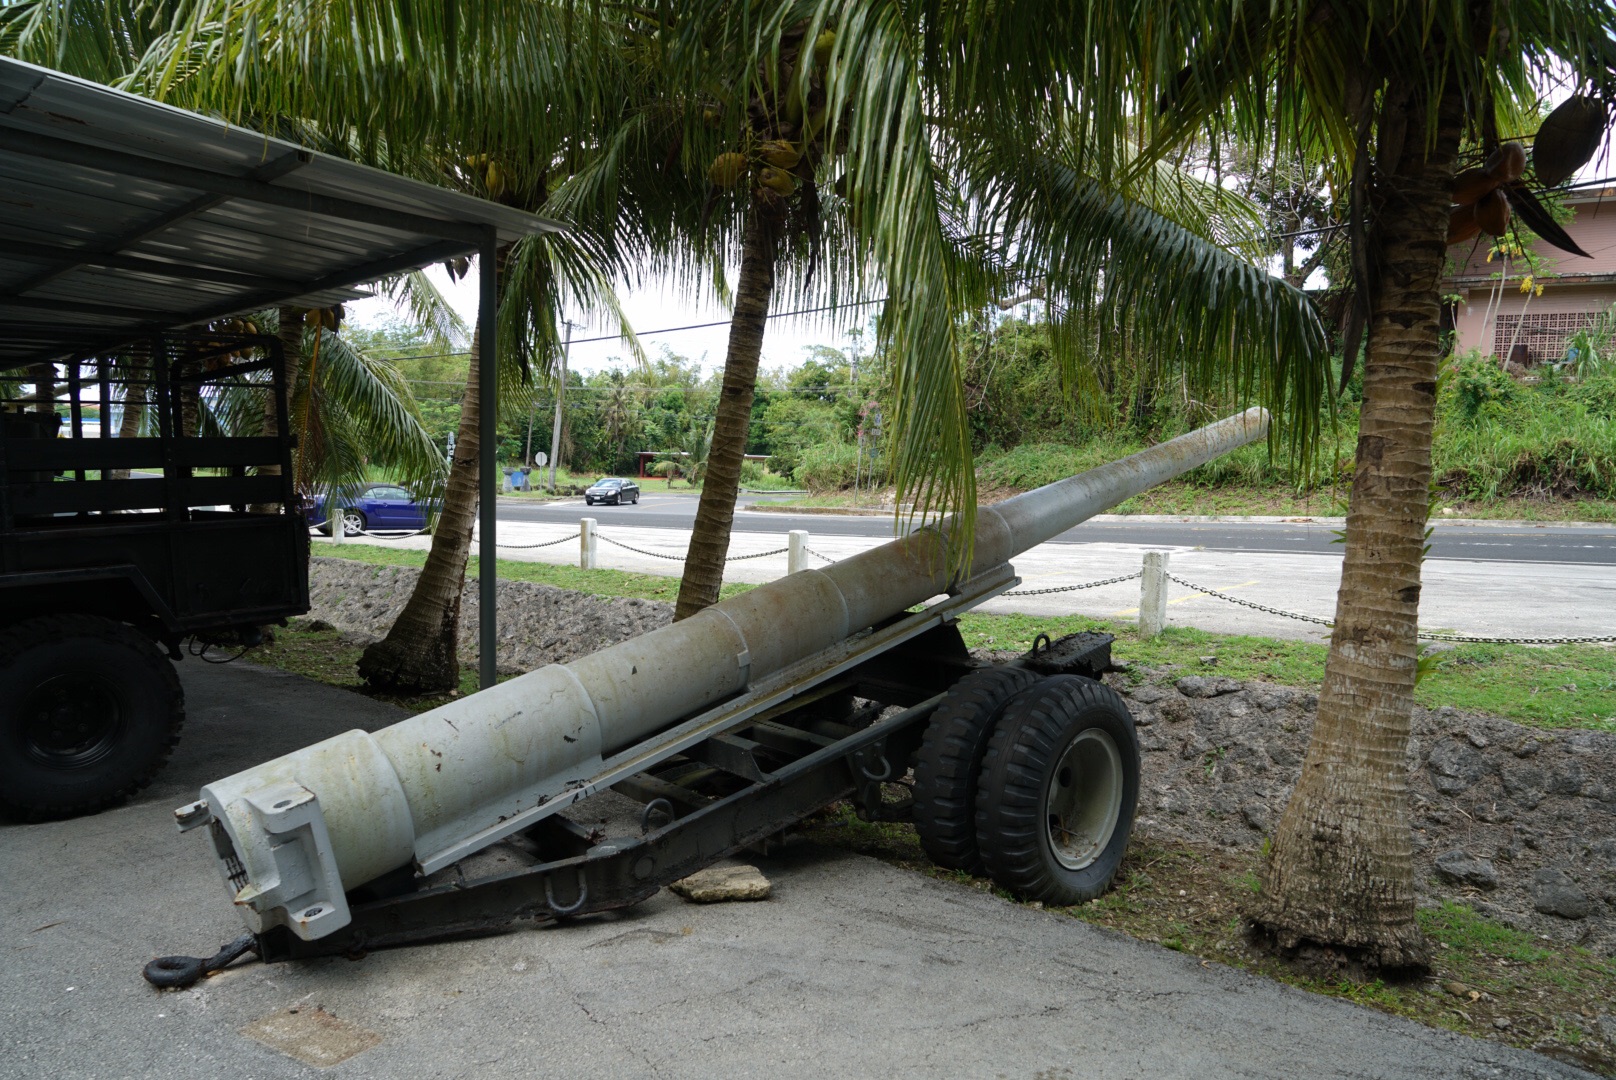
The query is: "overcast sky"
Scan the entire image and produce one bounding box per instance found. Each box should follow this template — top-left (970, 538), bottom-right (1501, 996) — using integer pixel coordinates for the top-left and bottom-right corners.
top-left (348, 263), bottom-right (878, 379)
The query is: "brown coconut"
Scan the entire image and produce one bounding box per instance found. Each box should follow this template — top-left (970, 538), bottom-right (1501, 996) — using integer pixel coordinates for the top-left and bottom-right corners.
top-left (1475, 188), bottom-right (1511, 236)
top-left (1534, 96), bottom-right (1607, 187)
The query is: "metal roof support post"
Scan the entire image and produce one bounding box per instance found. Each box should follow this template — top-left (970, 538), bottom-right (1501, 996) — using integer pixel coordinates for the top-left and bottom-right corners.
top-left (478, 229), bottom-right (499, 690)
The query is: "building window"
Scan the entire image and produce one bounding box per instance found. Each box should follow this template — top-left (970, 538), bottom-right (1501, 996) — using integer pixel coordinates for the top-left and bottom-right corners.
top-left (1492, 311), bottom-right (1597, 362)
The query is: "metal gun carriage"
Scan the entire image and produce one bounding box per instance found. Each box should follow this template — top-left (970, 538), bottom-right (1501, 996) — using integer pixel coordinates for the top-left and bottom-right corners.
top-left (168, 409), bottom-right (1269, 968)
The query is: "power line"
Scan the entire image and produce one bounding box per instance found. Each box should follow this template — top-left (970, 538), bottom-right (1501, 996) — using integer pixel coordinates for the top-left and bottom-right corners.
top-left (371, 297), bottom-right (887, 363)
top-left (403, 380), bottom-right (872, 395)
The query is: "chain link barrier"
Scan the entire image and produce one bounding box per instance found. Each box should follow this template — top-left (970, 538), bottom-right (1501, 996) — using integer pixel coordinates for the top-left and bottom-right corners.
top-left (1412, 629), bottom-right (1616, 645)
top-left (359, 527), bottom-right (432, 540)
top-left (597, 532), bottom-right (789, 562)
top-left (725, 546), bottom-right (790, 561)
top-left (596, 533), bottom-right (687, 561)
top-left (309, 521), bottom-right (431, 541)
top-left (1166, 573), bottom-right (1336, 628)
top-left (806, 547), bottom-right (837, 563)
top-left (1003, 571), bottom-right (1141, 597)
top-left (1166, 573), bottom-right (1616, 644)
top-left (487, 531), bottom-right (580, 550)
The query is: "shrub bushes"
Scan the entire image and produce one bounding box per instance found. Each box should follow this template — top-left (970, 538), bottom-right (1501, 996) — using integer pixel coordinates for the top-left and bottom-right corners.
top-left (795, 442), bottom-right (863, 491)
top-left (1434, 369), bottom-right (1616, 501)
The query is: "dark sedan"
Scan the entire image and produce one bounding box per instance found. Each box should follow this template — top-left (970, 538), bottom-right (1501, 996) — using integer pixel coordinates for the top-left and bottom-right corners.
top-left (583, 477), bottom-right (640, 506)
top-left (306, 483), bottom-right (435, 536)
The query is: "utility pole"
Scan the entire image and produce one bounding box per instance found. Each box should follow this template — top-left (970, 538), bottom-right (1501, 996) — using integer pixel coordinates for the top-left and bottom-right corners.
top-left (850, 331), bottom-right (863, 503)
top-left (523, 393), bottom-right (537, 467)
top-left (548, 320), bottom-right (575, 493)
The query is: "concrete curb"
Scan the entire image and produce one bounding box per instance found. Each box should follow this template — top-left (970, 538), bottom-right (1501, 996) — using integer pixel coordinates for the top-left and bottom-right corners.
top-left (743, 502), bottom-right (911, 517)
top-left (743, 505), bottom-right (1609, 529)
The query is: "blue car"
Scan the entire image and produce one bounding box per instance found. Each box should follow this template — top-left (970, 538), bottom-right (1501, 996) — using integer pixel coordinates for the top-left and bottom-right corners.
top-left (306, 483), bottom-right (434, 536)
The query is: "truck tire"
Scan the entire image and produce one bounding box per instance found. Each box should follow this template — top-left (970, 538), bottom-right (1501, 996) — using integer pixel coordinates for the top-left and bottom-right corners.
top-left (0, 615), bottom-right (184, 819)
top-left (912, 666), bottom-right (1041, 872)
top-left (974, 675), bottom-right (1139, 905)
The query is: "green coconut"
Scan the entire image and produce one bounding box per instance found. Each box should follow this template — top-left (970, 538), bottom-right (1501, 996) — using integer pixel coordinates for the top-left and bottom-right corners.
top-left (709, 152), bottom-right (748, 189)
top-left (813, 30), bottom-right (836, 68)
top-left (760, 139), bottom-right (801, 169)
top-left (758, 166), bottom-right (797, 195)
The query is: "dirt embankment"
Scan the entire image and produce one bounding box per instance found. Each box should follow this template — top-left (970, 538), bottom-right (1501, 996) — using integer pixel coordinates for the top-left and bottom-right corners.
top-left (306, 556), bottom-right (672, 673)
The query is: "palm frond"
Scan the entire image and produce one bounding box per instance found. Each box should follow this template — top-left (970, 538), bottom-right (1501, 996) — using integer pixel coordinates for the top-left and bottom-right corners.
top-left (296, 328), bottom-right (446, 501)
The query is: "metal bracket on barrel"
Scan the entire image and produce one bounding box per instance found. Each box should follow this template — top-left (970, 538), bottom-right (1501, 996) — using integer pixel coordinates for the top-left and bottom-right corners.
top-left (229, 784), bottom-right (351, 941)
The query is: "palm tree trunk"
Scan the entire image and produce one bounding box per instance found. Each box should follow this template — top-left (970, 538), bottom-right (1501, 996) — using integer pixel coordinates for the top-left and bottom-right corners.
top-left (357, 320), bottom-right (484, 692)
top-left (106, 360), bottom-right (146, 481)
top-left (252, 308), bottom-right (304, 512)
top-left (29, 363), bottom-right (55, 421)
top-left (675, 209), bottom-right (776, 620)
top-left (1248, 76), bottom-right (1462, 970)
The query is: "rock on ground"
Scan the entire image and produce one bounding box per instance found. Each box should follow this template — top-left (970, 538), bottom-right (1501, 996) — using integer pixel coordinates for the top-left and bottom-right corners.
top-left (670, 864), bottom-right (773, 903)
top-left (305, 556), bottom-right (672, 674)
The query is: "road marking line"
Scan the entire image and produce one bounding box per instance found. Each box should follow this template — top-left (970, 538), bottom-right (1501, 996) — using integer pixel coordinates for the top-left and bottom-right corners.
top-left (1111, 580), bottom-right (1260, 617)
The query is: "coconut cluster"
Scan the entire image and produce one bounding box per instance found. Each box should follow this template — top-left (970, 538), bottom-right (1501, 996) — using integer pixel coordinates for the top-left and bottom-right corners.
top-left (705, 27), bottom-right (837, 214)
top-left (1446, 95), bottom-right (1609, 248)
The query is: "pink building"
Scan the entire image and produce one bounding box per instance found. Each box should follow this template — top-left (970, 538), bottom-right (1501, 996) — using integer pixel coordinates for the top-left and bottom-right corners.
top-left (1446, 187), bottom-right (1616, 362)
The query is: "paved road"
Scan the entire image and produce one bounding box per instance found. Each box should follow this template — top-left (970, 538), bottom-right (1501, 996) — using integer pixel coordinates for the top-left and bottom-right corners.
top-left (499, 493), bottom-right (1616, 566)
top-left (0, 662), bottom-right (1596, 1080)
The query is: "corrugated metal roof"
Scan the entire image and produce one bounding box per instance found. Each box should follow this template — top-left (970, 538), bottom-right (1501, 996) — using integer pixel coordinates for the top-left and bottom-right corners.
top-left (0, 56), bottom-right (560, 368)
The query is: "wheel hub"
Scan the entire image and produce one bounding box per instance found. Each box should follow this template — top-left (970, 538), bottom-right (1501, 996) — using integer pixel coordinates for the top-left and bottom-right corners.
top-left (22, 674), bottom-right (124, 768)
top-left (1044, 728), bottom-right (1123, 870)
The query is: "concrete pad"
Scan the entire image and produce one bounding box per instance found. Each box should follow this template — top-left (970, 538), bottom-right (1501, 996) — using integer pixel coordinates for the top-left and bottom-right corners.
top-left (0, 663), bottom-right (1596, 1079)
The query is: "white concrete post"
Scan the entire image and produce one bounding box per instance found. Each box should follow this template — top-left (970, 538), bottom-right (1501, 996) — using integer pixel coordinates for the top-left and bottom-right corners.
top-left (788, 530), bottom-right (809, 574)
top-left (579, 517), bottom-right (597, 570)
top-left (1139, 551), bottom-right (1168, 636)
top-left (329, 505), bottom-right (344, 545)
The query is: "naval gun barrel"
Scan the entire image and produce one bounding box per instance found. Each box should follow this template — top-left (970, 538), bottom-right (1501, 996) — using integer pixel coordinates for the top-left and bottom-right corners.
top-left (182, 408), bottom-right (1268, 940)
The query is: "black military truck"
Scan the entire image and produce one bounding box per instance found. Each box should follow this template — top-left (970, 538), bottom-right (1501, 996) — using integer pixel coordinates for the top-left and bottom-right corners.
top-left (1, 331), bottom-right (308, 818)
top-left (0, 53), bottom-right (554, 820)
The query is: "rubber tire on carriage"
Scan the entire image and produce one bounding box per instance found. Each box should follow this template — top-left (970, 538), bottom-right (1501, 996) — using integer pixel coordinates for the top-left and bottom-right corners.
top-left (974, 675), bottom-right (1140, 905)
top-left (912, 666), bottom-right (1042, 873)
top-left (0, 615), bottom-right (184, 819)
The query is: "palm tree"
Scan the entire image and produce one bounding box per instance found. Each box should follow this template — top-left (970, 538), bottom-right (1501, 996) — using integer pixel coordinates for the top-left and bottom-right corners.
top-left (599, 370), bottom-right (640, 472)
top-left (550, 5), bottom-right (1323, 621)
top-left (82, 1), bottom-right (1321, 662)
top-left (663, 421), bottom-right (714, 488)
top-left (911, 1), bottom-right (1608, 967)
top-left (1136, 4), bottom-right (1610, 970)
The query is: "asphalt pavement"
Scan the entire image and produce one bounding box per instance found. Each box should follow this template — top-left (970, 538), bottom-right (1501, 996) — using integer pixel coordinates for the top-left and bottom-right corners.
top-left (0, 661), bottom-right (1597, 1080)
top-left (499, 492), bottom-right (1616, 566)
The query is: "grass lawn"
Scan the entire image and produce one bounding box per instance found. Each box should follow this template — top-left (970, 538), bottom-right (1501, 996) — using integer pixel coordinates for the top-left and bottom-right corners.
top-left (954, 612), bottom-right (1616, 731)
top-left (755, 482), bottom-right (1616, 523)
